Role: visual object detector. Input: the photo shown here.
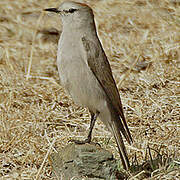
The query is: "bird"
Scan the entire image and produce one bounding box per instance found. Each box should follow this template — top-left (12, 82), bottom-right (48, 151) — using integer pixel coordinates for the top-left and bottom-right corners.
top-left (45, 1), bottom-right (133, 170)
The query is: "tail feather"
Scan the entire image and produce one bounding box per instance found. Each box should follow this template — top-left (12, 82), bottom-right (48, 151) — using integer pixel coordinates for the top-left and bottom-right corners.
top-left (116, 115), bottom-right (132, 145)
top-left (120, 112), bottom-right (133, 144)
top-left (111, 120), bottom-right (130, 170)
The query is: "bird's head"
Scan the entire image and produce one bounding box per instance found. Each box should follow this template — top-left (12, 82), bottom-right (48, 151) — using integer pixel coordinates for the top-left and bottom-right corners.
top-left (45, 1), bottom-right (94, 27)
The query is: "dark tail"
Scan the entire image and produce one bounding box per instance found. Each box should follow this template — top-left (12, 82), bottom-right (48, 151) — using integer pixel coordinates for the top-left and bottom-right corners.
top-left (110, 117), bottom-right (130, 170)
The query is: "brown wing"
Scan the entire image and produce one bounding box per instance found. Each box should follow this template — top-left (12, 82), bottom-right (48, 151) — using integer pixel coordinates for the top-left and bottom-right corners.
top-left (82, 37), bottom-right (132, 144)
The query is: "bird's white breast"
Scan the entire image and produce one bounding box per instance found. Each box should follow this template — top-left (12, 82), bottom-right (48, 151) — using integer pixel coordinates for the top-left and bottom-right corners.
top-left (57, 33), bottom-right (106, 113)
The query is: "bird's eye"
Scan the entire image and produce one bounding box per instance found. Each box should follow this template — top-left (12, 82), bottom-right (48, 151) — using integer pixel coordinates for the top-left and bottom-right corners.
top-left (68, 8), bottom-right (77, 13)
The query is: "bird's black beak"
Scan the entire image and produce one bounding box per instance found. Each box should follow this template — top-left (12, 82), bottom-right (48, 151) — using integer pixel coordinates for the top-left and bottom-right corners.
top-left (44, 8), bottom-right (61, 13)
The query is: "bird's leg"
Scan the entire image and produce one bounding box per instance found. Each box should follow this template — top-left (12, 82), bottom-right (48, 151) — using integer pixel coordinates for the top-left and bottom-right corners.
top-left (69, 111), bottom-right (99, 144)
top-left (85, 111), bottom-right (99, 143)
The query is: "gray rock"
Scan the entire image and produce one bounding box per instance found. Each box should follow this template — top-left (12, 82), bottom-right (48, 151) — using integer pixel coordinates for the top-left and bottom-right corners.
top-left (49, 143), bottom-right (126, 180)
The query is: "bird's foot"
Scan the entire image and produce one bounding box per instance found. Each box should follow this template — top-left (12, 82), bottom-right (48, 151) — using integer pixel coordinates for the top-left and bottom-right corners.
top-left (69, 138), bottom-right (101, 147)
top-left (69, 138), bottom-right (91, 144)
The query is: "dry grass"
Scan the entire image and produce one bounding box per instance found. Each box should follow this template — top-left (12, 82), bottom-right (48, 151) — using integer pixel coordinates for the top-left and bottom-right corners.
top-left (0, 0), bottom-right (179, 179)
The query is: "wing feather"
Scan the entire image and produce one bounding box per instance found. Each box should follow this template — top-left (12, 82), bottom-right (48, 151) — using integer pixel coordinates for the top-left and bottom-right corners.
top-left (82, 36), bottom-right (132, 144)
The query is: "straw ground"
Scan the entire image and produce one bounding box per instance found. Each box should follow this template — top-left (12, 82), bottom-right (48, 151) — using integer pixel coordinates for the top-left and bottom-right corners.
top-left (0, 0), bottom-right (179, 179)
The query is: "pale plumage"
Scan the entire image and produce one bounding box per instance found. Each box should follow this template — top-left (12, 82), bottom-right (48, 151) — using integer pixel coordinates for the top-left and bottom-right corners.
top-left (45, 1), bottom-right (132, 169)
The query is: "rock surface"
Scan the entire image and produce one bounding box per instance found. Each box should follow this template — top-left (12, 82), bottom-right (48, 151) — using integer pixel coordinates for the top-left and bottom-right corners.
top-left (49, 143), bottom-right (125, 180)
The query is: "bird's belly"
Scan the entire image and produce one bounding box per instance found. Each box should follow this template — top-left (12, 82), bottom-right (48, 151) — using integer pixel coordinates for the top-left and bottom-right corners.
top-left (59, 60), bottom-right (106, 113)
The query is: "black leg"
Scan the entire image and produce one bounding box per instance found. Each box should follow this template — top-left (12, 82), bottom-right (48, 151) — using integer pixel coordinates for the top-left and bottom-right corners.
top-left (86, 111), bottom-right (99, 143)
top-left (69, 111), bottom-right (99, 144)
